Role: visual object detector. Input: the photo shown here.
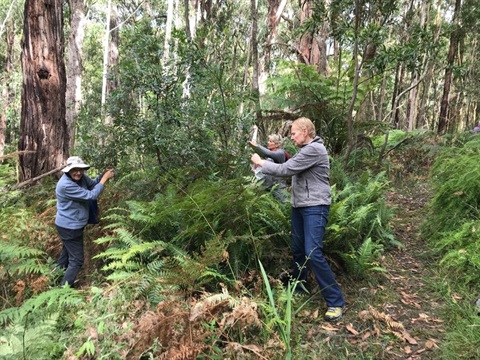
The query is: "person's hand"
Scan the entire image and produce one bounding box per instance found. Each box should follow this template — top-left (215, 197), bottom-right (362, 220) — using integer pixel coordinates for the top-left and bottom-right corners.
top-left (100, 169), bottom-right (115, 184)
top-left (106, 168), bottom-right (115, 179)
top-left (248, 140), bottom-right (257, 147)
top-left (251, 153), bottom-right (264, 167)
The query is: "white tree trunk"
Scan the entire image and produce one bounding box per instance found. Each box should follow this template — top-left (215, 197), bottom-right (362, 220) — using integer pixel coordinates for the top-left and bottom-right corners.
top-left (66, 0), bottom-right (86, 149)
top-left (101, 0), bottom-right (111, 109)
top-left (163, 0), bottom-right (175, 67)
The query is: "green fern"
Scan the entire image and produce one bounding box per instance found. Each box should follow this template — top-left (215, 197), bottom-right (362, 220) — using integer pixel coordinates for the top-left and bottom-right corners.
top-left (0, 287), bottom-right (82, 326)
top-left (327, 170), bottom-right (396, 253)
top-left (0, 243), bottom-right (51, 278)
top-left (0, 312), bottom-right (63, 360)
top-left (340, 237), bottom-right (386, 279)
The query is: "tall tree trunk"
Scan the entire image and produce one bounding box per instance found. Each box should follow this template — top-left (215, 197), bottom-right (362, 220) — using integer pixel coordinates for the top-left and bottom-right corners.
top-left (106, 3), bottom-right (119, 96)
top-left (438, 0), bottom-right (462, 134)
top-left (100, 0), bottom-right (119, 128)
top-left (407, 70), bottom-right (419, 131)
top-left (19, 0), bottom-right (68, 181)
top-left (297, 0), bottom-right (329, 74)
top-left (377, 73), bottom-right (387, 123)
top-left (163, 0), bottom-right (175, 67)
top-left (66, 0), bottom-right (86, 150)
top-left (265, 0), bottom-right (286, 69)
top-left (184, 0), bottom-right (192, 40)
top-left (101, 0), bottom-right (111, 108)
top-left (343, 0), bottom-right (361, 166)
top-left (251, 0), bottom-right (261, 123)
top-left (0, 24), bottom-right (15, 157)
top-left (416, 3), bottom-right (441, 129)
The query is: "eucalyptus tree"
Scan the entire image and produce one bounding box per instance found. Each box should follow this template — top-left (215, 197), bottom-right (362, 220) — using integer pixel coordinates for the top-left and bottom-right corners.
top-left (460, 0), bottom-right (480, 127)
top-left (94, 1), bottom-right (255, 177)
top-left (19, 0), bottom-right (68, 180)
top-left (297, 0), bottom-right (330, 74)
top-left (438, 0), bottom-right (462, 134)
top-left (66, 0), bottom-right (87, 149)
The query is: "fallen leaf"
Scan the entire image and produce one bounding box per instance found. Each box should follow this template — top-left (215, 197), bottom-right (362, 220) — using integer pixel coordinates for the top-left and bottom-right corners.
top-left (403, 331), bottom-right (418, 345)
top-left (451, 293), bottom-right (463, 301)
top-left (362, 331), bottom-right (371, 341)
top-left (358, 310), bottom-right (370, 320)
top-left (346, 323), bottom-right (359, 335)
top-left (321, 324), bottom-right (339, 332)
top-left (404, 346), bottom-right (412, 354)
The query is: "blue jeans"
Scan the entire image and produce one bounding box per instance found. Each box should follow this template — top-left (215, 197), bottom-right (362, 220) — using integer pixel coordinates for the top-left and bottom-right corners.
top-left (291, 205), bottom-right (344, 307)
top-left (56, 225), bottom-right (85, 287)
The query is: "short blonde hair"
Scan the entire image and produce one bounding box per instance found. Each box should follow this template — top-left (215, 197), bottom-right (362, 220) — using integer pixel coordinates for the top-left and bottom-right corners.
top-left (268, 134), bottom-right (284, 147)
top-left (292, 117), bottom-right (316, 138)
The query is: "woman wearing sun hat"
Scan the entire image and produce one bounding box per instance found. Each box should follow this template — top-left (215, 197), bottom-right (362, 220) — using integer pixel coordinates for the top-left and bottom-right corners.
top-left (55, 156), bottom-right (115, 287)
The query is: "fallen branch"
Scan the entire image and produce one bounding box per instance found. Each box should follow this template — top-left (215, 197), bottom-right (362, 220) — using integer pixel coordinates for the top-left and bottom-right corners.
top-left (14, 166), bottom-right (64, 190)
top-left (384, 136), bottom-right (412, 157)
top-left (0, 150), bottom-right (36, 161)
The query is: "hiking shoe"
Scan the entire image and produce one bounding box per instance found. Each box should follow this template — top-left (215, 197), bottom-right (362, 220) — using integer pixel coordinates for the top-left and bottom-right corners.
top-left (324, 306), bottom-right (344, 322)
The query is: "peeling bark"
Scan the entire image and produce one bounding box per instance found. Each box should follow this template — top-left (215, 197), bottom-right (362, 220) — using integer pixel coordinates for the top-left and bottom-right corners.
top-left (19, 0), bottom-right (68, 181)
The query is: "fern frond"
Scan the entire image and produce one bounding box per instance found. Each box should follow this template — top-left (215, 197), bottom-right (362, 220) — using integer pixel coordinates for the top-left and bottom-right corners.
top-left (0, 243), bottom-right (49, 277)
top-left (0, 287), bottom-right (81, 326)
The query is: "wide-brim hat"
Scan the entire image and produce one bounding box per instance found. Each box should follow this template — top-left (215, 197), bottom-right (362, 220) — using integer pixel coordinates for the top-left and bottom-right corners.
top-left (62, 156), bottom-right (90, 173)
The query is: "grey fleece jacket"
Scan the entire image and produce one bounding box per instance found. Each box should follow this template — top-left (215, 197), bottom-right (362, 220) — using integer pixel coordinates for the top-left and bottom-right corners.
top-left (260, 136), bottom-right (331, 208)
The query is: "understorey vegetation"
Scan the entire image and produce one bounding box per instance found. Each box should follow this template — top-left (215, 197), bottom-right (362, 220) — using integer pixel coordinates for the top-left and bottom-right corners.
top-left (2, 131), bottom-right (480, 359)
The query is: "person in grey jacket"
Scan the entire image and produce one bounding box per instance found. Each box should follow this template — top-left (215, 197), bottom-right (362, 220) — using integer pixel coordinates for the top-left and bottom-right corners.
top-left (55, 156), bottom-right (115, 287)
top-left (251, 117), bottom-right (345, 321)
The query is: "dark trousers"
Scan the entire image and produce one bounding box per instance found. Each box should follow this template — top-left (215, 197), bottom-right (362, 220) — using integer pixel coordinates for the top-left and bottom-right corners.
top-left (291, 205), bottom-right (345, 307)
top-left (56, 225), bottom-right (85, 287)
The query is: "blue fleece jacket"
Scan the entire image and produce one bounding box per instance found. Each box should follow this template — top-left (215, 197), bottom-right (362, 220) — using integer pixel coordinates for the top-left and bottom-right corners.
top-left (55, 173), bottom-right (104, 229)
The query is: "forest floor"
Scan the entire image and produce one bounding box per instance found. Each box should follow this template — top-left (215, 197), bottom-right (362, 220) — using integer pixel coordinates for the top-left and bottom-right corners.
top-left (295, 176), bottom-right (448, 359)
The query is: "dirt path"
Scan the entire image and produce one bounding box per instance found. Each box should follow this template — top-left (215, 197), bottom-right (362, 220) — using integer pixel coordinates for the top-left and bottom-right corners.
top-left (302, 178), bottom-right (447, 359)
top-left (378, 180), bottom-right (445, 359)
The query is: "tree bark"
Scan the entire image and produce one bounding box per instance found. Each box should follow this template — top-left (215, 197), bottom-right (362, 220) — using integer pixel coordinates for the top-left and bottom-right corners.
top-left (265, 0), bottom-right (286, 68)
top-left (1, 24), bottom-right (15, 158)
top-left (416, 4), bottom-right (441, 130)
top-left (251, 0), bottom-right (261, 122)
top-left (66, 0), bottom-right (86, 149)
top-left (343, 0), bottom-right (361, 167)
top-left (298, 1), bottom-right (324, 73)
top-left (438, 0), bottom-right (462, 134)
top-left (106, 3), bottom-right (119, 97)
top-left (19, 0), bottom-right (69, 181)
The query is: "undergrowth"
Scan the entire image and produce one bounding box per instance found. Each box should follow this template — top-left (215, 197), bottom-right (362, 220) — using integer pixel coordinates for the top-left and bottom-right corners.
top-left (0, 158), bottom-right (399, 358)
top-left (421, 134), bottom-right (480, 358)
